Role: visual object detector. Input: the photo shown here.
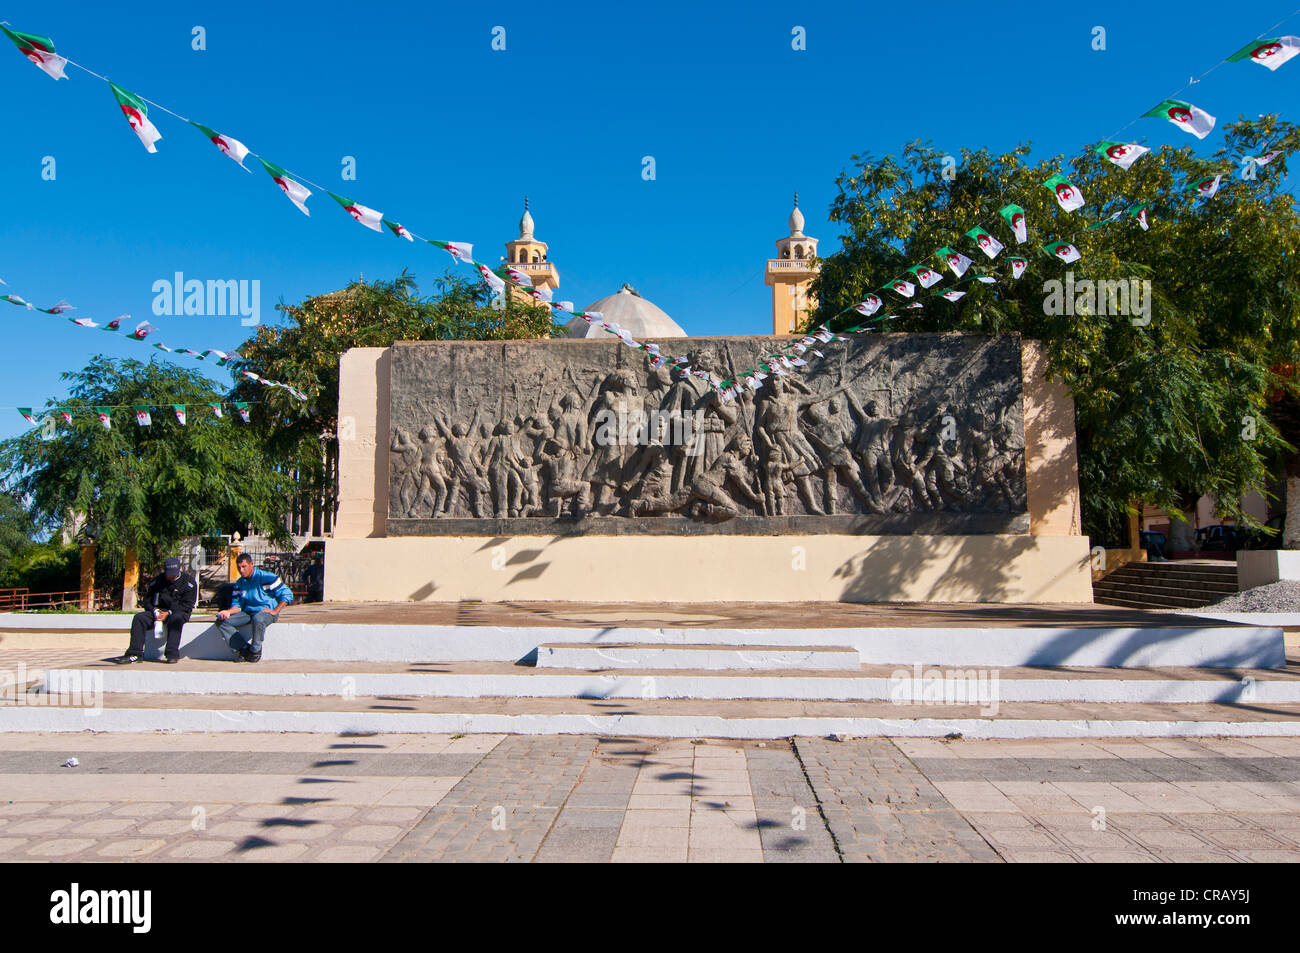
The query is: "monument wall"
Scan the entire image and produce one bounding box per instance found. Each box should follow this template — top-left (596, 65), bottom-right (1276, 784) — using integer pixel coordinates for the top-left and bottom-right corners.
top-left (330, 334), bottom-right (1092, 603)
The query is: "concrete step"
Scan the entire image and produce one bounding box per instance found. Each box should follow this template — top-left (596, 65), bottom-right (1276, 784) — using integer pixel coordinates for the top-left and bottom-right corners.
top-left (1094, 578), bottom-right (1238, 596)
top-left (1093, 590), bottom-right (1224, 609)
top-left (39, 659), bottom-right (1300, 704)
top-left (535, 642), bottom-right (861, 671)
top-left (9, 689), bottom-right (1300, 738)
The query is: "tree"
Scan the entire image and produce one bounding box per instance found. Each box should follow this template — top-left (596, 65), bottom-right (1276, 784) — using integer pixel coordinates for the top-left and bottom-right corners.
top-left (230, 270), bottom-right (562, 534)
top-left (0, 491), bottom-right (36, 583)
top-left (0, 357), bottom-right (293, 570)
top-left (809, 117), bottom-right (1300, 542)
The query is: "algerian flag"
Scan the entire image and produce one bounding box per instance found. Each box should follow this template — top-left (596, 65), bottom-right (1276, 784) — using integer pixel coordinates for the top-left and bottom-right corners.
top-left (887, 278), bottom-right (916, 298)
top-left (497, 265), bottom-right (530, 286)
top-left (852, 295), bottom-right (882, 317)
top-left (908, 265), bottom-right (943, 288)
top-left (1247, 150), bottom-right (1283, 166)
top-left (129, 321), bottom-right (156, 341)
top-left (1, 25), bottom-right (68, 81)
top-left (42, 300), bottom-right (74, 314)
top-left (95, 407), bottom-right (111, 430)
top-left (966, 275), bottom-right (997, 285)
top-left (384, 219), bottom-right (415, 241)
top-left (329, 192), bottom-right (384, 232)
top-left (1043, 175), bottom-right (1086, 212)
top-left (1190, 174), bottom-right (1223, 199)
top-left (937, 247), bottom-right (972, 277)
top-left (203, 349), bottom-right (233, 365)
top-left (475, 263), bottom-right (506, 296)
top-left (1128, 204), bottom-right (1150, 231)
top-left (69, 317), bottom-right (99, 328)
top-left (1008, 257), bottom-right (1028, 280)
top-left (208, 403), bottom-right (223, 418)
top-left (936, 290), bottom-right (965, 302)
top-left (17, 408), bottom-right (37, 425)
top-left (1043, 241), bottom-right (1081, 263)
top-left (241, 370), bottom-right (265, 384)
top-left (903, 302), bottom-right (924, 309)
top-left (257, 158), bottom-right (312, 216)
top-left (173, 405), bottom-right (187, 425)
top-left (190, 122), bottom-right (250, 169)
top-left (1094, 141), bottom-right (1149, 170)
top-left (431, 240), bottom-right (474, 264)
top-left (1087, 210), bottom-right (1124, 230)
top-left (233, 401), bottom-right (250, 423)
top-left (134, 405), bottom-right (152, 427)
top-left (1228, 36), bottom-right (1300, 71)
top-left (176, 348), bottom-right (203, 358)
top-left (56, 409), bottom-right (72, 424)
top-left (109, 83), bottom-right (163, 153)
top-left (966, 226), bottom-right (1004, 259)
top-left (153, 342), bottom-right (173, 353)
top-left (2, 295), bottom-right (32, 308)
top-left (998, 205), bottom-right (1028, 244)
top-left (1144, 99), bottom-right (1215, 139)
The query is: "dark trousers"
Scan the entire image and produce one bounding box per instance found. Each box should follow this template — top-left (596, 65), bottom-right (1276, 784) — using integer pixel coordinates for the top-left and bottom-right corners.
top-left (126, 611), bottom-right (188, 659)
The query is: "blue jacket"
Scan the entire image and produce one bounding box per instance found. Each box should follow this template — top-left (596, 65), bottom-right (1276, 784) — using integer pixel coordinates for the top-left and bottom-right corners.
top-left (232, 568), bottom-right (294, 613)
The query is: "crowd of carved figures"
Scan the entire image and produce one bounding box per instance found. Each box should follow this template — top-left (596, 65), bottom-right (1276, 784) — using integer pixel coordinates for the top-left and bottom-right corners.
top-left (389, 351), bottom-right (1026, 522)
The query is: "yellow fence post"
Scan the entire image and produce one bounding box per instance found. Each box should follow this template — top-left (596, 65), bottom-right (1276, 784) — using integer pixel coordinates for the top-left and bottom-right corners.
top-left (122, 548), bottom-right (139, 611)
top-left (79, 543), bottom-right (96, 611)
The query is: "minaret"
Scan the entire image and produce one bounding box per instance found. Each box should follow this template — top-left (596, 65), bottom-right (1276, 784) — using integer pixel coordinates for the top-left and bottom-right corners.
top-left (764, 192), bottom-right (820, 335)
top-left (504, 197), bottom-right (560, 302)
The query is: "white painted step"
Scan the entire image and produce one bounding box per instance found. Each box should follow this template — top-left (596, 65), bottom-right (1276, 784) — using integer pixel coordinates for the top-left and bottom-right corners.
top-left (42, 665), bottom-right (1300, 704)
top-left (535, 642), bottom-right (860, 671)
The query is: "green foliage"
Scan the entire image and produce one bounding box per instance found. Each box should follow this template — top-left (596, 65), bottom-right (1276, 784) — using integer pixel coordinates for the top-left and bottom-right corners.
top-left (810, 117), bottom-right (1300, 533)
top-left (0, 491), bottom-right (36, 582)
top-left (0, 540), bottom-right (79, 592)
top-left (0, 357), bottom-right (293, 567)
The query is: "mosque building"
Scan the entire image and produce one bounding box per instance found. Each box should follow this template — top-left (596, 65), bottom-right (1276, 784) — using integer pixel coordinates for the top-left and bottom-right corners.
top-left (500, 196), bottom-right (820, 339)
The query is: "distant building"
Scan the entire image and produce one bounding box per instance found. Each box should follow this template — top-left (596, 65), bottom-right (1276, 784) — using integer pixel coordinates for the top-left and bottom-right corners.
top-left (764, 193), bottom-right (820, 335)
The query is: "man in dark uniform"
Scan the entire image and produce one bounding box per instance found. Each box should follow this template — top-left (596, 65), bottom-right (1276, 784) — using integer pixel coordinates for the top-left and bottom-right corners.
top-left (110, 557), bottom-right (198, 664)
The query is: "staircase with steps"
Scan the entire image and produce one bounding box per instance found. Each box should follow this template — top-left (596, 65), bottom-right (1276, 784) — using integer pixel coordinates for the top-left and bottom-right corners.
top-left (4, 606), bottom-right (1296, 739)
top-left (1093, 560), bottom-right (1239, 610)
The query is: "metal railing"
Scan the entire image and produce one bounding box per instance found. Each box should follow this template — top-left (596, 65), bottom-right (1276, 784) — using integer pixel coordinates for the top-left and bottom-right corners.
top-left (0, 587), bottom-right (117, 612)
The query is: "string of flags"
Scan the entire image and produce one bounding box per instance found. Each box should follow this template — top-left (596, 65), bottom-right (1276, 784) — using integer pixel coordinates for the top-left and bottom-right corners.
top-left (2, 18), bottom-right (1296, 400)
top-left (14, 400), bottom-right (259, 430)
top-left (1, 287), bottom-right (308, 401)
top-left (816, 25), bottom-right (1297, 335)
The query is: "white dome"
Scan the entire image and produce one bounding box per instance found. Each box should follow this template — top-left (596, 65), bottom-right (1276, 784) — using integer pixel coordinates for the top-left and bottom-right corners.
top-left (565, 284), bottom-right (687, 339)
top-left (788, 204), bottom-right (805, 237)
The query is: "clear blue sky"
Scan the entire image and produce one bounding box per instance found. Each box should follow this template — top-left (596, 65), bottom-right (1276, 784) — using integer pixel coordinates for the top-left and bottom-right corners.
top-left (1, 0), bottom-right (1297, 440)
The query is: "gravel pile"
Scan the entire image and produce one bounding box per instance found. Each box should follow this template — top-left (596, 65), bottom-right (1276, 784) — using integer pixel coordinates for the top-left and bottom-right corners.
top-left (1182, 579), bottom-right (1300, 613)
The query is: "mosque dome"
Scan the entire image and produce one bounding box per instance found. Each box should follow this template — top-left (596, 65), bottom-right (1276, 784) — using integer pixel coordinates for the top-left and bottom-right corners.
top-left (564, 283), bottom-right (687, 338)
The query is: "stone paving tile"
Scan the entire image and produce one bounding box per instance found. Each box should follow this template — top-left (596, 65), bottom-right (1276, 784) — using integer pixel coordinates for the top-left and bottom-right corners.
top-left (794, 738), bottom-right (1000, 863)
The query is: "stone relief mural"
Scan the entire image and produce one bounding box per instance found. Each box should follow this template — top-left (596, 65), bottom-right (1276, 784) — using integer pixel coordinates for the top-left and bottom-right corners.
top-left (386, 335), bottom-right (1028, 535)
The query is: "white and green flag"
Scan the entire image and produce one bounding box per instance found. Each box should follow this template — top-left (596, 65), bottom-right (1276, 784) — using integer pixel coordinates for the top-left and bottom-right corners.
top-left (257, 158), bottom-right (312, 216)
top-left (328, 192), bottom-right (384, 232)
top-left (1228, 36), bottom-right (1300, 71)
top-left (1247, 150), bottom-right (1283, 166)
top-left (907, 265), bottom-right (943, 288)
top-left (936, 289), bottom-right (965, 302)
top-left (852, 294), bottom-right (882, 316)
top-left (110, 83), bottom-right (162, 153)
top-left (1190, 174), bottom-right (1223, 199)
top-left (887, 278), bottom-right (916, 298)
top-left (1094, 142), bottom-right (1149, 170)
top-left (1008, 257), bottom-right (1028, 280)
top-left (1128, 204), bottom-right (1150, 231)
top-left (172, 405), bottom-right (187, 426)
top-left (1044, 175), bottom-right (1086, 212)
top-left (96, 407), bottom-right (111, 430)
top-left (1043, 241), bottom-right (1081, 263)
top-left (191, 122), bottom-right (250, 169)
top-left (966, 226), bottom-right (1004, 259)
top-left (998, 204), bottom-right (1028, 243)
top-left (1144, 99), bottom-right (1215, 139)
top-left (134, 405), bottom-right (152, 427)
top-left (431, 240), bottom-right (473, 263)
top-left (384, 220), bottom-right (415, 241)
top-left (936, 247), bottom-right (972, 277)
top-left (1, 25), bottom-right (67, 80)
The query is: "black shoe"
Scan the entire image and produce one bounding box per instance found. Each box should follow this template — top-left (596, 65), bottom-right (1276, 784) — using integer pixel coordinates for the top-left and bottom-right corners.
top-left (111, 655), bottom-right (141, 665)
top-left (245, 651), bottom-right (262, 663)
top-left (163, 656), bottom-right (180, 664)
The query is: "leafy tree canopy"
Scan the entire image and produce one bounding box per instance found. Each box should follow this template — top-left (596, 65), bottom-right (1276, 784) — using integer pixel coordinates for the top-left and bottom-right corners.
top-left (809, 117), bottom-right (1300, 535)
top-left (0, 357), bottom-right (293, 568)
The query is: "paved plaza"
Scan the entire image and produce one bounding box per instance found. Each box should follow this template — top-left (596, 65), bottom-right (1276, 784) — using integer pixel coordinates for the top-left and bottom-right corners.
top-left (0, 732), bottom-right (1298, 862)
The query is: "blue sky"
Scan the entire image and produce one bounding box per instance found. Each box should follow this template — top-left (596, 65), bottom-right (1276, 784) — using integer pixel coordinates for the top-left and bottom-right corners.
top-left (1, 0), bottom-right (1297, 440)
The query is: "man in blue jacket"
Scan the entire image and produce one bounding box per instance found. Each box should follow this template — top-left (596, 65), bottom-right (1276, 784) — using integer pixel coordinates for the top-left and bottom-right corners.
top-left (214, 552), bottom-right (293, 662)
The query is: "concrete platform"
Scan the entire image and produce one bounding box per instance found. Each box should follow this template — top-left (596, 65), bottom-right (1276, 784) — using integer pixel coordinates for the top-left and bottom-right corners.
top-left (534, 642), bottom-right (862, 671)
